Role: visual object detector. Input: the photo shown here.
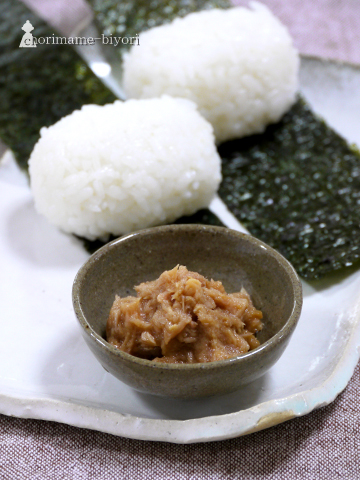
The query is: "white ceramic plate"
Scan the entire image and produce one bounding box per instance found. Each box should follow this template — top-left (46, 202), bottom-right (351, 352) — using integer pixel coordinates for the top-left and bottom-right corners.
top-left (1, 57), bottom-right (360, 444)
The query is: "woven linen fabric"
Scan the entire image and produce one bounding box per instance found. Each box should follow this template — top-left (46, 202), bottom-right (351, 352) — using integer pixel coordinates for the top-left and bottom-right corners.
top-left (1, 0), bottom-right (360, 478)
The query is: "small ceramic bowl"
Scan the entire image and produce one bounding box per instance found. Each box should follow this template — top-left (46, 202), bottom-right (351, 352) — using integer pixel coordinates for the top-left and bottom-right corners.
top-left (72, 224), bottom-right (302, 398)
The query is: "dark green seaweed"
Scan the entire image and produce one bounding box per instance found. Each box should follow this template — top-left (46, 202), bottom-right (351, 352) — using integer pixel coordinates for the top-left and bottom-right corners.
top-left (2, 1), bottom-right (360, 280)
top-left (174, 208), bottom-right (224, 227)
top-left (78, 235), bottom-right (118, 255)
top-left (0, 0), bottom-right (116, 170)
top-left (88, 0), bottom-right (231, 59)
top-left (79, 209), bottom-right (225, 254)
top-left (218, 97), bottom-right (360, 279)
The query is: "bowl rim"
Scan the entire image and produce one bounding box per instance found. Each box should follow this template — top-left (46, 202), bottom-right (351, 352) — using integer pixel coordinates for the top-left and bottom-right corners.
top-left (72, 224), bottom-right (303, 371)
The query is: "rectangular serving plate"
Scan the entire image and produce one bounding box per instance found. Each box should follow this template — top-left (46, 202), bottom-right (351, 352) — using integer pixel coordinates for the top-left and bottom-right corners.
top-left (1, 57), bottom-right (360, 443)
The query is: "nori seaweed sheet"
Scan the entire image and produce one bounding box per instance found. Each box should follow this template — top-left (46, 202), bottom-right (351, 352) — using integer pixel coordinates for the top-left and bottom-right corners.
top-left (2, 1), bottom-right (360, 280)
top-left (80, 209), bottom-right (225, 254)
top-left (88, 0), bottom-right (231, 59)
top-left (0, 0), bottom-right (116, 170)
top-left (218, 97), bottom-right (360, 279)
top-left (173, 208), bottom-right (224, 227)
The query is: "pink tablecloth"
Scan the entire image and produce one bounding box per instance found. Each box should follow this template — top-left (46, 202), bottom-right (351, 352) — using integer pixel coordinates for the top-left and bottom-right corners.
top-left (1, 1), bottom-right (360, 478)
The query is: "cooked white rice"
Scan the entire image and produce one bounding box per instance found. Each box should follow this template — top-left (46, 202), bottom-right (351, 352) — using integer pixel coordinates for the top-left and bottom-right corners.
top-left (122, 2), bottom-right (299, 143)
top-left (29, 96), bottom-right (221, 240)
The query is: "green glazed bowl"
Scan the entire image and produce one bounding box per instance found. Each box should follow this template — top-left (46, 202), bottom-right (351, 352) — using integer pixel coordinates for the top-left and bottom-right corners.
top-left (72, 224), bottom-right (302, 398)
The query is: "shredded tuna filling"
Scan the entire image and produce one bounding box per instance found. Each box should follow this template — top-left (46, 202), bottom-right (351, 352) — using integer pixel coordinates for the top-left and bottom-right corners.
top-left (106, 265), bottom-right (263, 363)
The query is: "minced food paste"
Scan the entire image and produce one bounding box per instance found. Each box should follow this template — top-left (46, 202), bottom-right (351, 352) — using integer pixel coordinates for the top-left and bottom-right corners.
top-left (106, 265), bottom-right (263, 363)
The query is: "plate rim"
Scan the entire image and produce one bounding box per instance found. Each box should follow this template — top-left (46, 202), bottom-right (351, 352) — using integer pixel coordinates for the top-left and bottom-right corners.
top-left (1, 55), bottom-right (360, 443)
top-left (1, 303), bottom-right (359, 443)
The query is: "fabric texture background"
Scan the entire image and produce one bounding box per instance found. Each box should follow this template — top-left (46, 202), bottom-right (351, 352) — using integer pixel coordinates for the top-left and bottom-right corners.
top-left (1, 0), bottom-right (360, 478)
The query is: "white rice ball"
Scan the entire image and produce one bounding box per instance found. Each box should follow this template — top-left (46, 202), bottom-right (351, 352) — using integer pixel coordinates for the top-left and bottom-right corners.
top-left (29, 96), bottom-right (221, 240)
top-left (122, 2), bottom-right (299, 143)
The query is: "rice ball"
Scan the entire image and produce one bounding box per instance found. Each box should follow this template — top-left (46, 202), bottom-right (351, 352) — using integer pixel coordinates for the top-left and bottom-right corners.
top-left (122, 2), bottom-right (299, 143)
top-left (29, 96), bottom-right (221, 240)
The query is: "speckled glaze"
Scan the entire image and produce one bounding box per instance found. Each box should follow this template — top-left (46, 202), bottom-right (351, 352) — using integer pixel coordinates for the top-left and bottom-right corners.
top-left (72, 225), bottom-right (302, 398)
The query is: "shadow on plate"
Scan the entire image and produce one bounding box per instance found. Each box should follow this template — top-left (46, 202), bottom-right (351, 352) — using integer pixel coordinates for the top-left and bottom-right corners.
top-left (132, 373), bottom-right (269, 420)
top-left (37, 327), bottom-right (270, 421)
top-left (301, 259), bottom-right (360, 303)
top-left (6, 199), bottom-right (87, 268)
top-left (35, 328), bottom-right (140, 414)
top-left (302, 260), bottom-right (360, 294)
